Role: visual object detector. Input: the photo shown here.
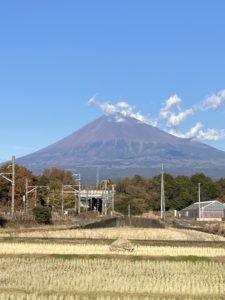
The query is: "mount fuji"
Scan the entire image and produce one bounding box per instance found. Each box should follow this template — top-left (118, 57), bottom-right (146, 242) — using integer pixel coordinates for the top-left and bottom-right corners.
top-left (17, 114), bottom-right (225, 180)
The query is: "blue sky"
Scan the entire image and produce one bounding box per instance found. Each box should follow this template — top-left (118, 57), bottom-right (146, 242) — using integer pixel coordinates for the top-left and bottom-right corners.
top-left (1, 0), bottom-right (225, 162)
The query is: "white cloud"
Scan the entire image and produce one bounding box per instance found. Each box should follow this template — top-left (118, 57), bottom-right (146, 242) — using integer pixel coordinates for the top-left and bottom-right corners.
top-left (168, 123), bottom-right (225, 141)
top-left (163, 94), bottom-right (182, 110)
top-left (114, 114), bottom-right (126, 123)
top-left (87, 95), bottom-right (97, 105)
top-left (88, 96), bottom-right (117, 115)
top-left (115, 101), bottom-right (134, 117)
top-left (88, 90), bottom-right (225, 143)
top-left (167, 109), bottom-right (194, 127)
top-left (160, 94), bottom-right (194, 128)
top-left (198, 128), bottom-right (225, 141)
top-left (88, 96), bottom-right (157, 126)
top-left (187, 123), bottom-right (203, 138)
top-left (201, 89), bottom-right (225, 110)
top-left (168, 123), bottom-right (203, 139)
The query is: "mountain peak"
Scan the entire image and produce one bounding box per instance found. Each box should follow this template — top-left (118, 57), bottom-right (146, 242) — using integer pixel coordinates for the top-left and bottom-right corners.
top-left (17, 114), bottom-right (225, 179)
top-left (97, 113), bottom-right (146, 125)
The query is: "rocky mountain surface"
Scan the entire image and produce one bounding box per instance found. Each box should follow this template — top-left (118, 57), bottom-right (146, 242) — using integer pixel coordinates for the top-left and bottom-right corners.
top-left (17, 114), bottom-right (225, 180)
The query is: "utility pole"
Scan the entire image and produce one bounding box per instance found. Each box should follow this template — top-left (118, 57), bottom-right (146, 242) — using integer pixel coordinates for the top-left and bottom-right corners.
top-left (128, 203), bottom-right (131, 218)
top-left (25, 182), bottom-right (49, 212)
top-left (128, 203), bottom-right (131, 226)
top-left (198, 182), bottom-right (201, 220)
top-left (23, 195), bottom-right (26, 213)
top-left (25, 178), bottom-right (29, 212)
top-left (96, 167), bottom-right (100, 188)
top-left (78, 187), bottom-right (81, 214)
top-left (34, 188), bottom-right (37, 207)
top-left (160, 164), bottom-right (165, 221)
top-left (52, 191), bottom-right (55, 212)
top-left (11, 155), bottom-right (15, 217)
top-left (111, 184), bottom-right (115, 215)
top-left (61, 174), bottom-right (80, 215)
top-left (0, 156), bottom-right (16, 217)
top-left (61, 185), bottom-right (64, 216)
top-left (86, 188), bottom-right (88, 213)
top-left (76, 174), bottom-right (81, 214)
top-left (104, 180), bottom-right (108, 216)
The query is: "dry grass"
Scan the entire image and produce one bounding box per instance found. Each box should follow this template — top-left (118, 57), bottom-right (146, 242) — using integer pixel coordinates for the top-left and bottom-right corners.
top-left (0, 242), bottom-right (225, 257)
top-left (206, 223), bottom-right (225, 235)
top-left (1, 226), bottom-right (225, 299)
top-left (1, 227), bottom-right (224, 241)
top-left (0, 223), bottom-right (72, 234)
top-left (0, 296), bottom-right (202, 300)
top-left (0, 256), bottom-right (225, 299)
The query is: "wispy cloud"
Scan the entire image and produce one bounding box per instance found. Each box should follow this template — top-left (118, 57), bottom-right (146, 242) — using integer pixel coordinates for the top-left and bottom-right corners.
top-left (159, 94), bottom-right (194, 128)
top-left (168, 123), bottom-right (202, 139)
top-left (198, 128), bottom-right (225, 141)
top-left (162, 94), bottom-right (182, 110)
top-left (169, 123), bottom-right (225, 141)
top-left (88, 95), bottom-right (157, 126)
top-left (200, 89), bottom-right (225, 111)
top-left (88, 90), bottom-right (225, 143)
top-left (159, 92), bottom-right (225, 141)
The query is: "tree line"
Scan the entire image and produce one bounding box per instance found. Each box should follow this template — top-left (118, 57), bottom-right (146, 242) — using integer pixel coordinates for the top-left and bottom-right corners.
top-left (0, 163), bottom-right (225, 215)
top-left (115, 173), bottom-right (225, 215)
top-left (0, 164), bottom-right (75, 212)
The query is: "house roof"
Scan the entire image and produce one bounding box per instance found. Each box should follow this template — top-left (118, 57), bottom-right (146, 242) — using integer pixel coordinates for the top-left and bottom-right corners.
top-left (181, 200), bottom-right (225, 212)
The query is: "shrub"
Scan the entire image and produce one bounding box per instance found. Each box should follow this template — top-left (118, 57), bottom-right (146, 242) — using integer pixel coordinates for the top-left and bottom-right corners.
top-left (32, 206), bottom-right (52, 224)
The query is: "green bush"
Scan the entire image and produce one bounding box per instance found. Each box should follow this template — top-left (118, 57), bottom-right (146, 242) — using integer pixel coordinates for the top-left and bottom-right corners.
top-left (32, 206), bottom-right (52, 224)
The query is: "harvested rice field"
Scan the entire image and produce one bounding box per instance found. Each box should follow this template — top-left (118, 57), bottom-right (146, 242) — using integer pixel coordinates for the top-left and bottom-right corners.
top-left (1, 227), bottom-right (225, 241)
top-left (1, 242), bottom-right (225, 257)
top-left (0, 226), bottom-right (225, 299)
top-left (0, 256), bottom-right (225, 299)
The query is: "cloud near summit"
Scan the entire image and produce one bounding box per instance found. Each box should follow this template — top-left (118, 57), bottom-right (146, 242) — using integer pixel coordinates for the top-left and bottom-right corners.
top-left (88, 90), bottom-right (225, 142)
top-left (88, 96), bottom-right (157, 126)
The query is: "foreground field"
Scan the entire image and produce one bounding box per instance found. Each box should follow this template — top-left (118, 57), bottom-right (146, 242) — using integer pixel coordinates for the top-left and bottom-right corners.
top-left (1, 226), bottom-right (225, 299)
top-left (1, 242), bottom-right (225, 257)
top-left (1, 227), bottom-right (225, 241)
top-left (0, 256), bottom-right (225, 300)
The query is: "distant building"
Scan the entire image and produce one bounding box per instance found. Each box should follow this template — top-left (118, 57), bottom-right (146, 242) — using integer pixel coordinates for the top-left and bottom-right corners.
top-left (179, 200), bottom-right (225, 220)
top-left (79, 188), bottom-right (115, 214)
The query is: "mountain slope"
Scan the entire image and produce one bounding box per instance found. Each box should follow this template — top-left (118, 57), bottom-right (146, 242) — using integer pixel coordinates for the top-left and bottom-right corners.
top-left (17, 114), bottom-right (225, 179)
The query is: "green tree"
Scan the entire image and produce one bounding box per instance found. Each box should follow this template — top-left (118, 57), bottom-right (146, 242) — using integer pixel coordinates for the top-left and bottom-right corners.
top-left (115, 194), bottom-right (150, 215)
top-left (190, 173), bottom-right (217, 201)
top-left (170, 176), bottom-right (196, 209)
top-left (115, 175), bottom-right (157, 214)
top-left (32, 206), bottom-right (52, 224)
top-left (215, 178), bottom-right (225, 203)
